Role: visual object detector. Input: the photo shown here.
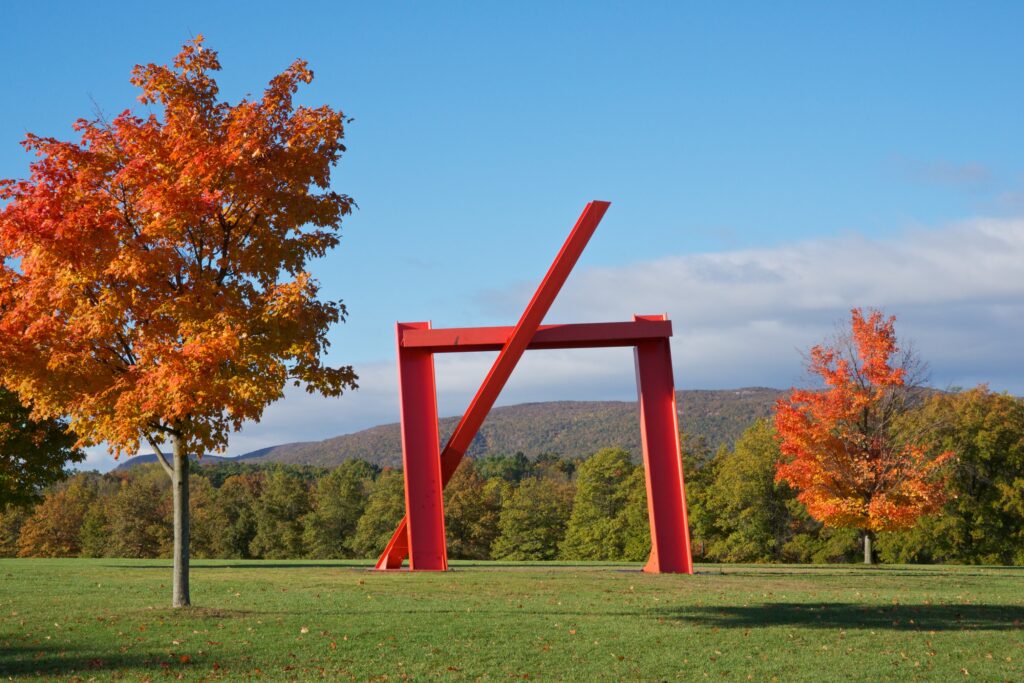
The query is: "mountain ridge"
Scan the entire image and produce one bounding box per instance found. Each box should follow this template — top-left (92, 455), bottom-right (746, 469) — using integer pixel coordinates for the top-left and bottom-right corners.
top-left (115, 387), bottom-right (785, 470)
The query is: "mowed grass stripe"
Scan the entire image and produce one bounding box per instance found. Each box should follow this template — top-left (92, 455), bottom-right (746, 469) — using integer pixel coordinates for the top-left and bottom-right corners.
top-left (1, 560), bottom-right (1022, 680)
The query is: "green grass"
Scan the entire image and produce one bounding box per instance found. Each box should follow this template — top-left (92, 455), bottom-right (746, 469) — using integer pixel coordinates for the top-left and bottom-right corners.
top-left (1, 560), bottom-right (1022, 681)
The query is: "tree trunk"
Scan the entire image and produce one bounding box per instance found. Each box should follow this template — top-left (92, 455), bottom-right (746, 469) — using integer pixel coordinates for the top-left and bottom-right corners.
top-left (172, 434), bottom-right (191, 607)
top-left (863, 530), bottom-right (874, 565)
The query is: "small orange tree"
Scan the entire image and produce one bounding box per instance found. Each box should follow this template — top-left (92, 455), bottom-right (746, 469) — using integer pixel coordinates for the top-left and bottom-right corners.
top-left (774, 309), bottom-right (952, 564)
top-left (0, 38), bottom-right (356, 605)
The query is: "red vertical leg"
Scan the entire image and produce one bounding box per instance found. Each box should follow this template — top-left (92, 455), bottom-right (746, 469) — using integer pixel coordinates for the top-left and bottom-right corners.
top-left (386, 322), bottom-right (447, 571)
top-left (634, 315), bottom-right (693, 574)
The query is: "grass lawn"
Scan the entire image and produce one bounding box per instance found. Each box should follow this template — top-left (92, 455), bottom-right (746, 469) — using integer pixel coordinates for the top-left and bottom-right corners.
top-left (1, 559), bottom-right (1022, 681)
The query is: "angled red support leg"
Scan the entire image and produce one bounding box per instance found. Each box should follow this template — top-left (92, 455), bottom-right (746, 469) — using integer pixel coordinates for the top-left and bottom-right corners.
top-left (634, 315), bottom-right (693, 574)
top-left (376, 200), bottom-right (610, 570)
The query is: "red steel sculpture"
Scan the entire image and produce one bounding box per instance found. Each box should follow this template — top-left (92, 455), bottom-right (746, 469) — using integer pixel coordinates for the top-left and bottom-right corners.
top-left (376, 201), bottom-right (693, 573)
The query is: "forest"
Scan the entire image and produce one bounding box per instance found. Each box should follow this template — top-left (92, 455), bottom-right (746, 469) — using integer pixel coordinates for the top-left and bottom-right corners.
top-left (4, 384), bottom-right (1021, 566)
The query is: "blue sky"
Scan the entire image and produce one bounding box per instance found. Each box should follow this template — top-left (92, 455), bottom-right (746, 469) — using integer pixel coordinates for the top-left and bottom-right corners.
top-left (2, 3), bottom-right (1023, 470)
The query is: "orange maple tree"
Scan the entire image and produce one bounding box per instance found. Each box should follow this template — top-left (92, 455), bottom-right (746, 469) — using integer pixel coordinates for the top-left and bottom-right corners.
top-left (0, 38), bottom-right (356, 605)
top-left (774, 308), bottom-right (952, 563)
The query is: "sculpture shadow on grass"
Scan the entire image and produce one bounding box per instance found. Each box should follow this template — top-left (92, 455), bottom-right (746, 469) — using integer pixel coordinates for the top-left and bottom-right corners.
top-left (660, 602), bottom-right (1024, 631)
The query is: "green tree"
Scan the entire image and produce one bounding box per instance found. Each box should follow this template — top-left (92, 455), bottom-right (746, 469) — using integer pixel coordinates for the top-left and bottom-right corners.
top-left (492, 477), bottom-right (574, 561)
top-left (620, 467), bottom-right (652, 562)
top-left (349, 469), bottom-right (406, 559)
top-left (784, 526), bottom-right (861, 564)
top-left (444, 459), bottom-right (502, 559)
top-left (303, 460), bottom-right (377, 559)
top-left (250, 469), bottom-right (310, 559)
top-left (877, 387), bottom-right (1024, 565)
top-left (79, 500), bottom-right (112, 558)
top-left (0, 388), bottom-right (84, 509)
top-left (701, 420), bottom-right (812, 562)
top-left (533, 453), bottom-right (576, 479)
top-left (688, 421), bottom-right (862, 565)
top-left (560, 448), bottom-right (636, 560)
top-left (106, 468), bottom-right (172, 558)
top-left (188, 475), bottom-right (220, 559)
top-left (476, 452), bottom-right (532, 483)
top-left (212, 472), bottom-right (264, 558)
top-left (78, 471), bottom-right (124, 558)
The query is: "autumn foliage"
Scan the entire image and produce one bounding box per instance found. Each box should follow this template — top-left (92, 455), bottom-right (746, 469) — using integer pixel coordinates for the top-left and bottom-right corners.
top-left (774, 309), bottom-right (952, 533)
top-left (0, 37), bottom-right (357, 606)
top-left (0, 36), bottom-right (356, 457)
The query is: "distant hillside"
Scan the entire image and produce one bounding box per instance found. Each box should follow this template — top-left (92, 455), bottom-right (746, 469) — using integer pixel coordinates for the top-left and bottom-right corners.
top-left (113, 443), bottom-right (313, 470)
top-left (114, 453), bottom-right (240, 469)
top-left (116, 388), bottom-right (783, 471)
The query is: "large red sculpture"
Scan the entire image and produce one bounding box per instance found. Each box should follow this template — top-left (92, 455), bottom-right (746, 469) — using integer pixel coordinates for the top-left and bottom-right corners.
top-left (376, 201), bottom-right (693, 573)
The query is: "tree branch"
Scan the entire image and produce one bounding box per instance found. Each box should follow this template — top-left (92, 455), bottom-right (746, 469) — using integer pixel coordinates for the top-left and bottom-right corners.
top-left (215, 212), bottom-right (234, 285)
top-left (147, 420), bottom-right (182, 438)
top-left (144, 433), bottom-right (174, 478)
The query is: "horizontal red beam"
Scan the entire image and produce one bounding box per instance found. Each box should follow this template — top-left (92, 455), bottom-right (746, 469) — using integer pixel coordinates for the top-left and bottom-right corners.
top-left (399, 318), bottom-right (672, 353)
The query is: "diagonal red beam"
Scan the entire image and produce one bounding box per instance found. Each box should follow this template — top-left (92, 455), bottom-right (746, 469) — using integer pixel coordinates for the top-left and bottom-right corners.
top-left (376, 200), bottom-right (611, 569)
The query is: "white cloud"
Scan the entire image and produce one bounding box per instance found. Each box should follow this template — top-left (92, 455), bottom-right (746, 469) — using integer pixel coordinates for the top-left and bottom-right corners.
top-left (78, 217), bottom-right (1024, 472)
top-left (536, 216), bottom-right (1024, 392)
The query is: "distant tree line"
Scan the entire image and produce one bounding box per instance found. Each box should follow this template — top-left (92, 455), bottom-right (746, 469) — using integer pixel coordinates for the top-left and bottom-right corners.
top-left (2, 385), bottom-right (1021, 565)
top-left (688, 386), bottom-right (1024, 565)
